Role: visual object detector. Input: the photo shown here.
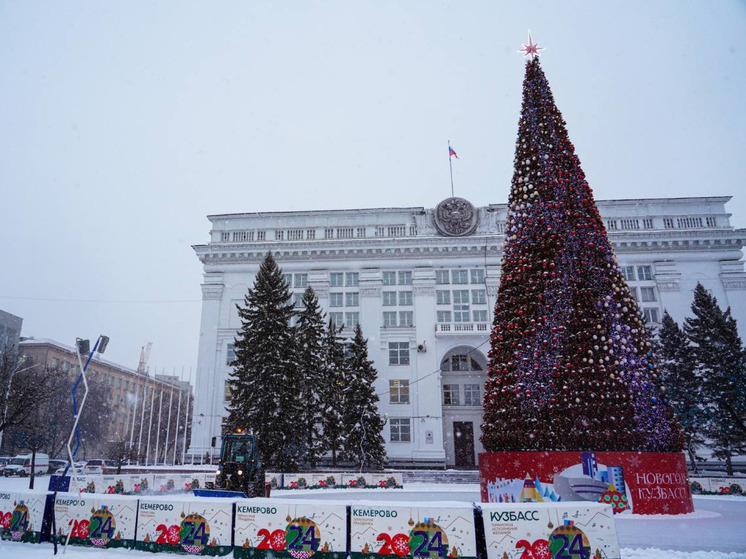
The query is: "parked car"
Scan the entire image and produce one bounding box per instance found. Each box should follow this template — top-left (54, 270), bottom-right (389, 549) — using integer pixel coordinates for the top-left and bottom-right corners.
top-left (48, 459), bottom-right (68, 474)
top-left (54, 461), bottom-right (86, 475)
top-left (2, 453), bottom-right (49, 476)
top-left (84, 459), bottom-right (107, 475)
top-left (0, 456), bottom-right (12, 468)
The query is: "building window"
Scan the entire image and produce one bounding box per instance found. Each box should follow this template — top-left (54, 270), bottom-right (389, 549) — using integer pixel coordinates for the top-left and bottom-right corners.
top-left (356, 227), bottom-right (367, 238)
top-left (663, 218), bottom-right (674, 229)
top-left (453, 290), bottom-right (470, 322)
top-left (346, 272), bottom-right (359, 286)
top-left (398, 271), bottom-right (412, 285)
top-left (390, 418), bottom-right (411, 442)
top-left (389, 380), bottom-right (410, 404)
top-left (288, 229), bottom-right (304, 240)
top-left (307, 229), bottom-right (316, 240)
top-left (330, 293), bottom-right (344, 307)
top-left (706, 216), bottom-right (717, 228)
top-left (398, 291), bottom-right (413, 306)
top-left (607, 220), bottom-right (618, 230)
top-left (325, 228), bottom-right (334, 239)
top-left (678, 217), bottom-right (703, 229)
top-left (375, 226), bottom-right (385, 237)
top-left (620, 219), bottom-right (640, 230)
top-left (621, 266), bottom-right (635, 281)
top-left (471, 290), bottom-right (486, 305)
top-left (225, 380), bottom-right (232, 401)
top-left (637, 266), bottom-right (653, 281)
top-left (345, 312), bottom-right (360, 328)
top-left (293, 293), bottom-right (304, 307)
top-left (221, 231), bottom-right (230, 241)
top-left (294, 274), bottom-right (308, 288)
top-left (436, 290), bottom-right (450, 305)
top-left (226, 344), bottom-right (236, 365)
top-left (257, 231), bottom-right (266, 241)
top-left (330, 313), bottom-right (344, 329)
top-left (50, 357), bottom-right (59, 369)
top-left (643, 218), bottom-right (654, 229)
top-left (388, 225), bottom-right (406, 237)
top-left (473, 310), bottom-right (489, 323)
top-left (443, 384), bottom-right (460, 406)
top-left (330, 272), bottom-right (344, 287)
top-left (464, 384), bottom-right (481, 406)
top-left (345, 292), bottom-right (359, 306)
top-left (61, 361), bottom-right (69, 373)
top-left (437, 310), bottom-right (452, 323)
top-left (337, 227), bottom-right (354, 239)
top-left (642, 308), bottom-right (660, 324)
top-left (383, 272), bottom-right (396, 286)
top-left (436, 270), bottom-right (450, 285)
top-left (283, 274), bottom-right (293, 286)
top-left (389, 342), bottom-right (410, 365)
top-left (441, 354), bottom-right (482, 372)
top-left (640, 287), bottom-right (657, 302)
top-left (383, 312), bottom-right (398, 327)
top-left (383, 291), bottom-right (397, 306)
top-left (470, 269), bottom-right (485, 284)
top-left (629, 287), bottom-right (638, 301)
top-left (452, 270), bottom-right (468, 284)
top-left (399, 311), bottom-right (414, 327)
top-left (276, 230), bottom-right (285, 241)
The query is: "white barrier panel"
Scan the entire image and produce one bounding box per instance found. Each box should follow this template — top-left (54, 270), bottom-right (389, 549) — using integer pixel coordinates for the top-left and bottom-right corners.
top-left (54, 493), bottom-right (137, 549)
top-left (689, 477), bottom-right (711, 494)
top-left (0, 490), bottom-right (49, 543)
top-left (266, 472), bottom-right (283, 490)
top-left (708, 477), bottom-right (744, 495)
top-left (234, 497), bottom-right (348, 559)
top-left (312, 473), bottom-right (340, 489)
top-left (350, 501), bottom-right (477, 559)
top-left (135, 496), bottom-right (233, 555)
top-left (481, 502), bottom-right (620, 559)
top-left (342, 473), bottom-right (371, 488)
top-left (283, 473), bottom-right (312, 490)
top-left (369, 473), bottom-right (403, 489)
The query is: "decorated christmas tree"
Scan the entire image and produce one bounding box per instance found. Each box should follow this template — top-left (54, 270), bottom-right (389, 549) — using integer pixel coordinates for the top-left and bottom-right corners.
top-left (481, 42), bottom-right (683, 453)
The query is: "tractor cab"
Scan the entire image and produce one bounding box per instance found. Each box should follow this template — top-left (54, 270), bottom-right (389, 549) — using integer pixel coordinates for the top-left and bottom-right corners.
top-left (214, 430), bottom-right (265, 497)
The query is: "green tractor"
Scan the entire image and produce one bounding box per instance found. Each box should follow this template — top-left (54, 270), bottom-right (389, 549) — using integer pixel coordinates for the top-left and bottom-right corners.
top-left (214, 430), bottom-right (266, 497)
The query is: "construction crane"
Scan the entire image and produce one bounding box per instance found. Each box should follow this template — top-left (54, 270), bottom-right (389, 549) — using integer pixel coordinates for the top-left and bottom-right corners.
top-left (137, 342), bottom-right (152, 374)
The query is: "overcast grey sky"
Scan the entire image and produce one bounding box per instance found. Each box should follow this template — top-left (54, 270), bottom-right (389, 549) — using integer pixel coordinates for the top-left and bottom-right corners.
top-left (1, 1), bottom-right (744, 377)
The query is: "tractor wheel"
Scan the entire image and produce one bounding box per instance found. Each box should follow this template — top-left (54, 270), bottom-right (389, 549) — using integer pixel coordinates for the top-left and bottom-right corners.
top-left (246, 468), bottom-right (266, 498)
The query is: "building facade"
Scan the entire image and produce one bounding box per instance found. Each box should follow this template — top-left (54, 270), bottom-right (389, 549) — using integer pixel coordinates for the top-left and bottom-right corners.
top-left (18, 338), bottom-right (193, 461)
top-left (189, 196), bottom-right (746, 468)
top-left (0, 309), bottom-right (23, 354)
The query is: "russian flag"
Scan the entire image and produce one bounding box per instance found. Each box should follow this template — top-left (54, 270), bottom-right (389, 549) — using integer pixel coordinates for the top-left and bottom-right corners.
top-left (449, 146), bottom-right (459, 159)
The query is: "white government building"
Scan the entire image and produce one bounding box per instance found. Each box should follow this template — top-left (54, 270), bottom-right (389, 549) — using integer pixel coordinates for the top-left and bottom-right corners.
top-left (188, 196), bottom-right (746, 468)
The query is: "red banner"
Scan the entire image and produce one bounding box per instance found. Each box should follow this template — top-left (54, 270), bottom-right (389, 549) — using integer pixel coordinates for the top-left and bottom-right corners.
top-left (479, 451), bottom-right (693, 515)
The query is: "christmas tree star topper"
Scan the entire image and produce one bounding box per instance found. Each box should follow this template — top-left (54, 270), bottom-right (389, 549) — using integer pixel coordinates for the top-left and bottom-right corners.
top-left (519, 30), bottom-right (545, 59)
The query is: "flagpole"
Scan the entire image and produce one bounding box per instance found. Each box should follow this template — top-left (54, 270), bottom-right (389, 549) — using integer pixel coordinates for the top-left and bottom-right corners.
top-left (448, 140), bottom-right (454, 197)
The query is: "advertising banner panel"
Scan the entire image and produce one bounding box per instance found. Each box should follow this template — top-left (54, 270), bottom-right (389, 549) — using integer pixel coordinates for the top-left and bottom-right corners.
top-left (135, 496), bottom-right (234, 555)
top-left (53, 493), bottom-right (137, 548)
top-left (479, 450), bottom-right (693, 515)
top-left (707, 477), bottom-right (744, 495)
top-left (312, 473), bottom-right (340, 489)
top-left (0, 490), bottom-right (50, 543)
top-left (481, 502), bottom-right (620, 559)
top-left (234, 498), bottom-right (348, 559)
top-left (369, 473), bottom-right (403, 489)
top-left (342, 473), bottom-right (372, 489)
top-left (350, 501), bottom-right (477, 559)
top-left (283, 474), bottom-right (312, 490)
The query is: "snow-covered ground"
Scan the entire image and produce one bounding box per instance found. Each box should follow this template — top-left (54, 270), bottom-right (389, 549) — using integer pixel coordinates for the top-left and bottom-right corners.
top-left (1, 475), bottom-right (745, 558)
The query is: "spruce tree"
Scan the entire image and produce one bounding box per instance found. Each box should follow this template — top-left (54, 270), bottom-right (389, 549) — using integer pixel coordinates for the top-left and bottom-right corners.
top-left (319, 320), bottom-right (346, 466)
top-left (683, 283), bottom-right (746, 475)
top-left (343, 324), bottom-right (387, 470)
top-left (226, 252), bottom-right (303, 471)
top-left (295, 286), bottom-right (326, 467)
top-left (657, 311), bottom-right (704, 472)
top-left (481, 55), bottom-right (683, 453)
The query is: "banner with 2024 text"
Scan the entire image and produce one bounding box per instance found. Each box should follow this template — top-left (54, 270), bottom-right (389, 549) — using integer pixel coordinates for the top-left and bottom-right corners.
top-left (53, 493), bottom-right (137, 548)
top-left (0, 490), bottom-right (49, 543)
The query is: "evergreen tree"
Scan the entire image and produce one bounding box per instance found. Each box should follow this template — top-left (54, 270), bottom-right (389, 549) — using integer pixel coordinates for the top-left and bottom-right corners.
top-left (226, 252), bottom-right (303, 471)
top-left (683, 283), bottom-right (746, 475)
top-left (319, 320), bottom-right (346, 466)
top-left (342, 324), bottom-right (387, 470)
top-left (295, 286), bottom-right (326, 467)
top-left (481, 55), bottom-right (683, 453)
top-left (657, 311), bottom-right (705, 472)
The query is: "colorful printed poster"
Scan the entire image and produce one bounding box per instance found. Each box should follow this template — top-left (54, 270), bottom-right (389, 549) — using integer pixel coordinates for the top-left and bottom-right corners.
top-left (708, 478), bottom-right (744, 495)
top-left (234, 498), bottom-right (348, 559)
top-left (688, 478), bottom-right (710, 494)
top-left (350, 501), bottom-right (478, 559)
top-left (136, 496), bottom-right (233, 555)
top-left (342, 473), bottom-right (371, 489)
top-left (126, 474), bottom-right (155, 495)
top-left (283, 474), bottom-right (312, 490)
top-left (0, 490), bottom-right (50, 543)
top-left (312, 473), bottom-right (339, 489)
top-left (369, 473), bottom-right (404, 489)
top-left (481, 502), bottom-right (620, 559)
top-left (53, 493), bottom-right (137, 548)
top-left (266, 472), bottom-right (284, 490)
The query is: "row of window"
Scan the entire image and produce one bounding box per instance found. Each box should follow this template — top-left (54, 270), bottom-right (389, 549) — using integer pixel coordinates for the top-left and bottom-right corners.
top-left (220, 225), bottom-right (420, 243)
top-left (621, 265), bottom-right (653, 282)
top-left (606, 216), bottom-right (718, 231)
top-left (436, 269), bottom-right (484, 285)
